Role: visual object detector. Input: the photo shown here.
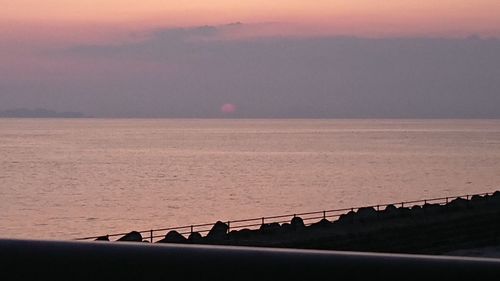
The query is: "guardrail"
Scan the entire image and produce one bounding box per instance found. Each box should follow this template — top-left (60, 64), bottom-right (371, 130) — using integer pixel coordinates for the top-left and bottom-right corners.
top-left (3, 239), bottom-right (500, 280)
top-left (76, 191), bottom-right (494, 242)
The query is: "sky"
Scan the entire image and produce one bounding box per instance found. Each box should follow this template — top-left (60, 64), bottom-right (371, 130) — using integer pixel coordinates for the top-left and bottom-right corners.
top-left (1, 1), bottom-right (500, 118)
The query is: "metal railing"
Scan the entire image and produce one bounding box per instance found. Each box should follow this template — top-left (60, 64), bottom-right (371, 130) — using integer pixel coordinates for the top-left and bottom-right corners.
top-left (76, 191), bottom-right (495, 242)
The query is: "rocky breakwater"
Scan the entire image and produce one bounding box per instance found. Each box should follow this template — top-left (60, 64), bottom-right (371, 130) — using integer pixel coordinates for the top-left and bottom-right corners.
top-left (113, 192), bottom-right (500, 255)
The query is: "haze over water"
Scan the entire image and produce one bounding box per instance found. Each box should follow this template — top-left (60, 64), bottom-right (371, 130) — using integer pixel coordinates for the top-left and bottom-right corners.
top-left (1, 119), bottom-right (500, 240)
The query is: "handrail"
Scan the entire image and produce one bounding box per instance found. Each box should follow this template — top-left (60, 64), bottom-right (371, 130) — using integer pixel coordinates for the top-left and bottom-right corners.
top-left (4, 239), bottom-right (500, 280)
top-left (76, 191), bottom-right (495, 242)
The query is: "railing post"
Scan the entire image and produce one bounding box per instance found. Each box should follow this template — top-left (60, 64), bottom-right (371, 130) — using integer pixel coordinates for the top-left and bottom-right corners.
top-left (446, 197), bottom-right (448, 204)
top-left (262, 217), bottom-right (265, 225)
top-left (227, 221), bottom-right (230, 233)
top-left (323, 211), bottom-right (326, 219)
top-left (401, 202), bottom-right (404, 208)
top-left (190, 225), bottom-right (194, 234)
top-left (150, 230), bottom-right (153, 243)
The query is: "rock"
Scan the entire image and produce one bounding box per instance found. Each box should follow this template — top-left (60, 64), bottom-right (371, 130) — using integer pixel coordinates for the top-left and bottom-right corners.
top-left (228, 228), bottom-right (255, 240)
top-left (188, 232), bottom-right (203, 243)
top-left (309, 218), bottom-right (332, 229)
top-left (383, 204), bottom-right (399, 219)
top-left (157, 230), bottom-right (187, 244)
top-left (489, 192), bottom-right (500, 203)
top-left (260, 223), bottom-right (281, 235)
top-left (410, 205), bottom-right (424, 217)
top-left (281, 223), bottom-right (292, 232)
top-left (422, 203), bottom-right (442, 215)
top-left (117, 231), bottom-right (142, 242)
top-left (338, 211), bottom-right (356, 224)
top-left (385, 204), bottom-right (397, 212)
top-left (207, 221), bottom-right (229, 239)
top-left (94, 235), bottom-right (109, 241)
top-left (471, 194), bottom-right (485, 201)
top-left (447, 197), bottom-right (468, 211)
top-left (356, 207), bottom-right (377, 222)
top-left (290, 216), bottom-right (305, 230)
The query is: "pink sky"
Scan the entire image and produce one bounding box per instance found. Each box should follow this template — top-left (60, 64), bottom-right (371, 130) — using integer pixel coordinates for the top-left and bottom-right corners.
top-left (1, 1), bottom-right (499, 119)
top-left (2, 1), bottom-right (500, 38)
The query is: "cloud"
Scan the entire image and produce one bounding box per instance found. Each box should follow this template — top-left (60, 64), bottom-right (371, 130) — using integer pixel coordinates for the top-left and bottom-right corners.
top-left (3, 24), bottom-right (500, 118)
top-left (66, 23), bottom-right (247, 59)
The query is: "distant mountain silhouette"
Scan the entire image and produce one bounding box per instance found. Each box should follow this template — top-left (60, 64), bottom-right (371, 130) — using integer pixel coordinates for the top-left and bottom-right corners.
top-left (0, 108), bottom-right (85, 118)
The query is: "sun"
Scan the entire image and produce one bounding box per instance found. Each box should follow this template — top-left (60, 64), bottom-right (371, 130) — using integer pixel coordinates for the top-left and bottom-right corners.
top-left (220, 103), bottom-right (237, 114)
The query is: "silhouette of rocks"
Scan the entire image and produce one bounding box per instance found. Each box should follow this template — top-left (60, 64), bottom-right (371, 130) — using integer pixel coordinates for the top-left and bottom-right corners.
top-left (117, 231), bottom-right (142, 242)
top-left (356, 207), bottom-right (377, 223)
top-left (447, 197), bottom-right (468, 211)
top-left (260, 223), bottom-right (281, 235)
top-left (95, 235), bottom-right (109, 241)
top-left (157, 230), bottom-right (188, 244)
top-left (309, 219), bottom-right (332, 229)
top-left (228, 228), bottom-right (258, 240)
top-left (188, 232), bottom-right (203, 243)
top-left (281, 223), bottom-right (292, 233)
top-left (338, 210), bottom-right (356, 224)
top-left (207, 221), bottom-right (229, 240)
top-left (422, 203), bottom-right (441, 215)
top-left (104, 192), bottom-right (500, 256)
top-left (382, 204), bottom-right (401, 219)
top-left (290, 217), bottom-right (305, 230)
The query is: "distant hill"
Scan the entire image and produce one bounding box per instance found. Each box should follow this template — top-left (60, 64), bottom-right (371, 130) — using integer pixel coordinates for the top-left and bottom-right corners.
top-left (0, 108), bottom-right (86, 118)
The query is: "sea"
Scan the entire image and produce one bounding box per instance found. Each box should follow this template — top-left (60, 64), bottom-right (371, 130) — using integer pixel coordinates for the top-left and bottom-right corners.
top-left (1, 119), bottom-right (499, 240)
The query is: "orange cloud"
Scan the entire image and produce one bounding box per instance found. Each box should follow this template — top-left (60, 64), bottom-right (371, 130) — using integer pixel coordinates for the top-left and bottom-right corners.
top-left (2, 1), bottom-right (500, 37)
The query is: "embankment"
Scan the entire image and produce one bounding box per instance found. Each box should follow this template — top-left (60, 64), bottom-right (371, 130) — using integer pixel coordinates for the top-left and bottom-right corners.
top-left (106, 192), bottom-right (500, 255)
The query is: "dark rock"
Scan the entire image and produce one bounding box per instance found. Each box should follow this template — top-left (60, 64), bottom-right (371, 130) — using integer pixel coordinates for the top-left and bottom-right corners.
top-left (157, 230), bottom-right (188, 244)
top-left (260, 223), bottom-right (281, 235)
top-left (382, 204), bottom-right (398, 219)
top-left (422, 203), bottom-right (441, 214)
top-left (385, 204), bottom-right (397, 212)
top-left (309, 218), bottom-right (332, 229)
top-left (281, 223), bottom-right (292, 232)
top-left (207, 221), bottom-right (229, 239)
top-left (338, 211), bottom-right (356, 223)
top-left (447, 197), bottom-right (468, 211)
top-left (95, 235), bottom-right (109, 241)
top-left (489, 192), bottom-right (500, 203)
top-left (398, 207), bottom-right (411, 217)
top-left (228, 228), bottom-right (255, 240)
top-left (471, 195), bottom-right (484, 201)
top-left (188, 232), bottom-right (203, 243)
top-left (291, 216), bottom-right (305, 229)
top-left (117, 231), bottom-right (142, 242)
top-left (410, 205), bottom-right (424, 217)
top-left (356, 207), bottom-right (377, 222)
top-left (469, 195), bottom-right (490, 209)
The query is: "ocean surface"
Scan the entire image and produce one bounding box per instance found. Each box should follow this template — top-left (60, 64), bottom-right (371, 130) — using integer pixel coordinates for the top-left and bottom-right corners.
top-left (1, 119), bottom-right (499, 240)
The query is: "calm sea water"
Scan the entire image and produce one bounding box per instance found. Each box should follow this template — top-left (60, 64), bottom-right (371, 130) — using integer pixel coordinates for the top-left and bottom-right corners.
top-left (1, 119), bottom-right (500, 240)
